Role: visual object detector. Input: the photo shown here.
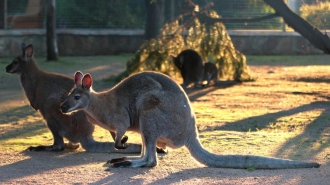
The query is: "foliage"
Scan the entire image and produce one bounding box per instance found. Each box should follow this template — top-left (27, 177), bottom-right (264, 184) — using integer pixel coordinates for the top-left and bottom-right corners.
top-left (125, 10), bottom-right (252, 82)
top-left (300, 2), bottom-right (330, 31)
top-left (206, 0), bottom-right (282, 29)
top-left (6, 0), bottom-right (28, 15)
top-left (56, 0), bottom-right (145, 29)
top-left (53, 0), bottom-right (280, 29)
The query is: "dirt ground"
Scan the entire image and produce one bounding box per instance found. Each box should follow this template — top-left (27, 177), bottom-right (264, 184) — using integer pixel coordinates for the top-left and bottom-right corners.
top-left (0, 55), bottom-right (330, 185)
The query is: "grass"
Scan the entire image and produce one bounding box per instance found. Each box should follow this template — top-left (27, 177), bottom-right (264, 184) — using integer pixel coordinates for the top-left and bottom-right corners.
top-left (0, 54), bottom-right (329, 163)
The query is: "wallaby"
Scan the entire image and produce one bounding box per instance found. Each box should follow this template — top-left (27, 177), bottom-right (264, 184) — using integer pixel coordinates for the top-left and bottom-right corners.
top-left (5, 43), bottom-right (143, 153)
top-left (170, 49), bottom-right (218, 88)
top-left (60, 71), bottom-right (320, 169)
top-left (202, 62), bottom-right (218, 87)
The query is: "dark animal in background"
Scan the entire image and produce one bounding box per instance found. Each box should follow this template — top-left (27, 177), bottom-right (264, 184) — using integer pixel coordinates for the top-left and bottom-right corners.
top-left (170, 49), bottom-right (205, 88)
top-left (5, 43), bottom-right (142, 153)
top-left (170, 49), bottom-right (218, 88)
top-left (61, 71), bottom-right (320, 169)
top-left (202, 62), bottom-right (218, 87)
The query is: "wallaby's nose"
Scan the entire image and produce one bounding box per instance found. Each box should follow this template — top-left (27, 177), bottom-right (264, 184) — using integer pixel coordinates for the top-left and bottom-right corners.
top-left (5, 65), bottom-right (11, 73)
top-left (60, 103), bottom-right (67, 113)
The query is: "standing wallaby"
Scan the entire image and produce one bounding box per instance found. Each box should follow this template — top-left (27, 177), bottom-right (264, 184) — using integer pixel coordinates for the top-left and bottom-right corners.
top-left (61, 71), bottom-right (320, 169)
top-left (5, 43), bottom-right (143, 153)
top-left (170, 49), bottom-right (218, 88)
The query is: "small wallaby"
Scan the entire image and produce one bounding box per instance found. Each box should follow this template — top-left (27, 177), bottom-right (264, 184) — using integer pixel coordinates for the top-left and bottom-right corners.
top-left (170, 49), bottom-right (218, 88)
top-left (202, 62), bottom-right (218, 87)
top-left (5, 43), bottom-right (143, 153)
top-left (61, 71), bottom-right (320, 169)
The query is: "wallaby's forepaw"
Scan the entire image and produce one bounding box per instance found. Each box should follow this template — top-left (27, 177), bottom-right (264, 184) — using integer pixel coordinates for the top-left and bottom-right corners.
top-left (121, 135), bottom-right (128, 144)
top-left (114, 136), bottom-right (129, 149)
top-left (115, 144), bottom-right (129, 149)
top-left (107, 157), bottom-right (127, 164)
top-left (115, 142), bottom-right (129, 150)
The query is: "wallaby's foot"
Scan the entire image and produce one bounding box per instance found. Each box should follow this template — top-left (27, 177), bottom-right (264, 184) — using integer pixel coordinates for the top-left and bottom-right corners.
top-left (107, 157), bottom-right (127, 164)
top-left (27, 145), bottom-right (64, 152)
top-left (111, 159), bottom-right (157, 168)
top-left (64, 142), bottom-right (80, 150)
top-left (112, 161), bottom-right (132, 168)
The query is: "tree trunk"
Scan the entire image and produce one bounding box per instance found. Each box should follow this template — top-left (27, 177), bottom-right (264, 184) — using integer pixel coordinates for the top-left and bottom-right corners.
top-left (145, 0), bottom-right (165, 40)
top-left (46, 0), bottom-right (58, 61)
top-left (263, 0), bottom-right (330, 54)
top-left (0, 0), bottom-right (5, 29)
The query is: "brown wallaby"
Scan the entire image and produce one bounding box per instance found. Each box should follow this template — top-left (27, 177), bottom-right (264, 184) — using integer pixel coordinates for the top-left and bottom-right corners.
top-left (60, 71), bottom-right (320, 169)
top-left (170, 49), bottom-right (218, 88)
top-left (5, 43), bottom-right (143, 153)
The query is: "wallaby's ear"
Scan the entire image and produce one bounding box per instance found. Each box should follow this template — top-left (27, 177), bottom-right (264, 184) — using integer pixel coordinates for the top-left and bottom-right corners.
top-left (74, 71), bottom-right (83, 86)
top-left (82, 74), bottom-right (92, 90)
top-left (24, 44), bottom-right (34, 61)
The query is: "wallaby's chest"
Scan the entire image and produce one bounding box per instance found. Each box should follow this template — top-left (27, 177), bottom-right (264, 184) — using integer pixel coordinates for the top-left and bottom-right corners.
top-left (86, 112), bottom-right (117, 131)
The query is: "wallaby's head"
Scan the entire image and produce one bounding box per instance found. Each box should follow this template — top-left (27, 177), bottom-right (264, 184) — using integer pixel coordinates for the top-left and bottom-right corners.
top-left (170, 55), bottom-right (184, 70)
top-left (6, 43), bottom-right (34, 74)
top-left (60, 71), bottom-right (93, 114)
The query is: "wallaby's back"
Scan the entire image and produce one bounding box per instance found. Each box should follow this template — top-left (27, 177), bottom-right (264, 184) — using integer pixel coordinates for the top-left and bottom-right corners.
top-left (172, 49), bottom-right (204, 87)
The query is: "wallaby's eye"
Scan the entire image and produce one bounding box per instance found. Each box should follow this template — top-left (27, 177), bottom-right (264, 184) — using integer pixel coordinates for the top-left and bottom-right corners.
top-left (74, 95), bottom-right (80, 100)
top-left (13, 61), bottom-right (18, 65)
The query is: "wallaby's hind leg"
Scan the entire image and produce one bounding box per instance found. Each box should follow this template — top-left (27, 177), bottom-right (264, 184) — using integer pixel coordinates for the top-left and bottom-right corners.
top-left (28, 126), bottom-right (65, 151)
top-left (28, 118), bottom-right (65, 151)
top-left (112, 134), bottom-right (158, 168)
top-left (111, 118), bottom-right (158, 167)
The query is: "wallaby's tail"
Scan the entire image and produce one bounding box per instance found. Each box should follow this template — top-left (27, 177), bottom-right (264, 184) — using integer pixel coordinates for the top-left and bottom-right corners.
top-left (80, 138), bottom-right (142, 153)
top-left (185, 136), bottom-right (320, 169)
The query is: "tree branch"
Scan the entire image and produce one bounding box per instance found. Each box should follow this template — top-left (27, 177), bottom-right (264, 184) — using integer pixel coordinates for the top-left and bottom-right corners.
top-left (263, 0), bottom-right (330, 54)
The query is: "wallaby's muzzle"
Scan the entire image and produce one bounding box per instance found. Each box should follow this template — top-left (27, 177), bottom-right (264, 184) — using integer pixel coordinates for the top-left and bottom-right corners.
top-left (60, 102), bottom-right (69, 113)
top-left (6, 64), bottom-right (14, 73)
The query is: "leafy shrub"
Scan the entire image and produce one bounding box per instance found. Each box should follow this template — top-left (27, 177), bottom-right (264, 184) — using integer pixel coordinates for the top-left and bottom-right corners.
top-left (300, 2), bottom-right (330, 30)
top-left (56, 0), bottom-right (145, 29)
top-left (124, 10), bottom-right (252, 82)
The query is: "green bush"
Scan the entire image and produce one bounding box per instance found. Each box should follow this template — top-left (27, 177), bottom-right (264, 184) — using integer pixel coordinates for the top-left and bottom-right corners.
top-left (56, 0), bottom-right (145, 29)
top-left (300, 2), bottom-right (330, 30)
top-left (124, 10), bottom-right (252, 82)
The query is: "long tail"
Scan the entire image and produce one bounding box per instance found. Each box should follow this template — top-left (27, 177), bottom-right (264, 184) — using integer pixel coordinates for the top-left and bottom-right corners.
top-left (185, 136), bottom-right (320, 169)
top-left (80, 138), bottom-right (142, 153)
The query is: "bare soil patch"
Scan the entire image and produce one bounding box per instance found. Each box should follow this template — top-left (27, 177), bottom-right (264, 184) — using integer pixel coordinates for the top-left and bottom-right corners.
top-left (0, 55), bottom-right (329, 184)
